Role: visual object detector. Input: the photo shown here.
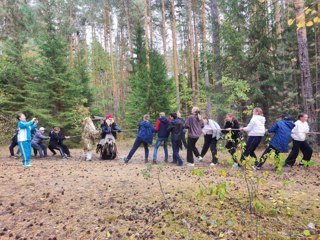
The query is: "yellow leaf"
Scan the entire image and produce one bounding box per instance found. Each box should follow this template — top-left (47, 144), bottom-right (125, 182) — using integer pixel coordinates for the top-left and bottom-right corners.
top-left (287, 19), bottom-right (294, 26)
top-left (297, 21), bottom-right (306, 29)
top-left (311, 10), bottom-right (317, 15)
top-left (219, 233), bottom-right (225, 238)
top-left (305, 8), bottom-right (311, 15)
top-left (306, 21), bottom-right (313, 27)
top-left (220, 169), bottom-right (227, 177)
top-left (258, 0), bottom-right (265, 3)
top-left (314, 17), bottom-right (320, 23)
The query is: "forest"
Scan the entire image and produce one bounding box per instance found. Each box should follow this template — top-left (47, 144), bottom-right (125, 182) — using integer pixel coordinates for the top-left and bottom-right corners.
top-left (1, 1), bottom-right (320, 239)
top-left (1, 0), bottom-right (319, 139)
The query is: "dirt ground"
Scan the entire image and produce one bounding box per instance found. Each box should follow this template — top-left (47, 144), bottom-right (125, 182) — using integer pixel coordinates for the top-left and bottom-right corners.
top-left (0, 139), bottom-right (319, 240)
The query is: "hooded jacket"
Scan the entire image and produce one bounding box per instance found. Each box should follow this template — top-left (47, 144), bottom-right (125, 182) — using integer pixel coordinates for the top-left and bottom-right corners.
top-left (268, 119), bottom-right (295, 152)
top-left (243, 115), bottom-right (266, 136)
top-left (17, 120), bottom-right (37, 142)
top-left (155, 117), bottom-right (170, 138)
top-left (291, 120), bottom-right (309, 141)
top-left (168, 118), bottom-right (184, 141)
top-left (137, 121), bottom-right (156, 144)
top-left (31, 130), bottom-right (50, 144)
top-left (202, 119), bottom-right (221, 139)
top-left (185, 115), bottom-right (204, 138)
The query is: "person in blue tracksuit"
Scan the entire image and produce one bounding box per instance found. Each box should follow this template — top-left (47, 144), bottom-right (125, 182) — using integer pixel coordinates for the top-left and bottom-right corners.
top-left (252, 116), bottom-right (295, 170)
top-left (16, 113), bottom-right (38, 166)
top-left (123, 114), bottom-right (155, 164)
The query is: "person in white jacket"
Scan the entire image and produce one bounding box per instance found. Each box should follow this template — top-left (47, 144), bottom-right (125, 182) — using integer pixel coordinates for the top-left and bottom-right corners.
top-left (240, 107), bottom-right (266, 163)
top-left (285, 113), bottom-right (313, 166)
top-left (199, 117), bottom-right (221, 166)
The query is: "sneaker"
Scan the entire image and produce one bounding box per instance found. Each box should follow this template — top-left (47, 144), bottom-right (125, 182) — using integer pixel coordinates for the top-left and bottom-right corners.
top-left (14, 154), bottom-right (19, 159)
top-left (232, 163), bottom-right (240, 169)
top-left (187, 163), bottom-right (195, 167)
top-left (177, 162), bottom-right (183, 166)
top-left (62, 156), bottom-right (68, 160)
top-left (164, 159), bottom-right (168, 163)
top-left (123, 157), bottom-right (129, 164)
top-left (210, 162), bottom-right (217, 167)
top-left (145, 159), bottom-right (149, 164)
top-left (251, 165), bottom-right (261, 171)
top-left (25, 164), bottom-right (31, 167)
top-left (52, 153), bottom-right (56, 156)
top-left (152, 160), bottom-right (157, 164)
top-left (198, 156), bottom-right (203, 162)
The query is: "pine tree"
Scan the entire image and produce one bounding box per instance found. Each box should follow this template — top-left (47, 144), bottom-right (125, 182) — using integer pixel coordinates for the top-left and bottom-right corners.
top-left (126, 24), bottom-right (173, 128)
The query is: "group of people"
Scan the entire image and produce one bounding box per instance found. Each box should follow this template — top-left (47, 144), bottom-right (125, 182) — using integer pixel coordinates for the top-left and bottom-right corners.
top-left (10, 113), bottom-right (71, 166)
top-left (123, 107), bottom-right (313, 169)
top-left (10, 107), bottom-right (314, 169)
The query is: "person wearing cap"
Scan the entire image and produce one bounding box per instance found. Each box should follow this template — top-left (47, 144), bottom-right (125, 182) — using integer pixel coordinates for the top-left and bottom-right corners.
top-left (252, 116), bottom-right (295, 170)
top-left (100, 114), bottom-right (122, 139)
top-left (31, 127), bottom-right (50, 158)
top-left (16, 113), bottom-right (38, 166)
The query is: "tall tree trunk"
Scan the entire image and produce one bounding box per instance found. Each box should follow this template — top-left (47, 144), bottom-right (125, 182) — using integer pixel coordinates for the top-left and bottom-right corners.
top-left (69, 0), bottom-right (73, 64)
top-left (193, 13), bottom-right (200, 92)
top-left (188, 0), bottom-right (196, 106)
top-left (119, 13), bottom-right (126, 115)
top-left (124, 0), bottom-right (133, 60)
top-left (103, 5), bottom-right (109, 112)
top-left (171, 0), bottom-right (180, 108)
top-left (210, 0), bottom-right (223, 125)
top-left (294, 0), bottom-right (316, 127)
top-left (144, 0), bottom-right (150, 71)
top-left (107, 4), bottom-right (117, 116)
top-left (275, 0), bottom-right (282, 39)
top-left (161, 0), bottom-right (167, 72)
top-left (201, 0), bottom-right (212, 117)
top-left (148, 0), bottom-right (153, 49)
top-left (316, 0), bottom-right (320, 133)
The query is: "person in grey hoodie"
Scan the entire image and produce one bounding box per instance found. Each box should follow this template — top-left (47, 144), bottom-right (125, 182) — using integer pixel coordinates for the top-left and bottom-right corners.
top-left (185, 107), bottom-right (204, 167)
top-left (31, 127), bottom-right (50, 158)
top-left (240, 107), bottom-right (266, 163)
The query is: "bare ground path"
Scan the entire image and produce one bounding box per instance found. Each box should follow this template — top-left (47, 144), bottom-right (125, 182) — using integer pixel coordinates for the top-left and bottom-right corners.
top-left (0, 142), bottom-right (319, 240)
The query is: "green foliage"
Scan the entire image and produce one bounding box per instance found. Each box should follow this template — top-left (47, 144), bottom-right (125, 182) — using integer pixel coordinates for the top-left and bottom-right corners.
top-left (125, 24), bottom-right (174, 128)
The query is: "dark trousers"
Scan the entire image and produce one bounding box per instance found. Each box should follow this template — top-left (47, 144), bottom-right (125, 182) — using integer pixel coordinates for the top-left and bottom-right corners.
top-left (225, 141), bottom-right (238, 163)
top-left (187, 137), bottom-right (200, 164)
top-left (241, 136), bottom-right (262, 161)
top-left (181, 131), bottom-right (187, 149)
top-left (285, 140), bottom-right (313, 166)
top-left (31, 142), bottom-right (47, 157)
top-left (200, 135), bottom-right (218, 164)
top-left (255, 146), bottom-right (280, 168)
top-left (9, 141), bottom-right (19, 156)
top-left (49, 144), bottom-right (70, 157)
top-left (127, 137), bottom-right (149, 161)
top-left (172, 140), bottom-right (183, 165)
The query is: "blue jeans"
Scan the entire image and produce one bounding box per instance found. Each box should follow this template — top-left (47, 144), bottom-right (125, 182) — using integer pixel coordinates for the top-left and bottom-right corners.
top-left (153, 137), bottom-right (168, 161)
top-left (18, 141), bottom-right (31, 166)
top-left (31, 142), bottom-right (47, 157)
top-left (127, 137), bottom-right (149, 160)
top-left (172, 140), bottom-right (183, 165)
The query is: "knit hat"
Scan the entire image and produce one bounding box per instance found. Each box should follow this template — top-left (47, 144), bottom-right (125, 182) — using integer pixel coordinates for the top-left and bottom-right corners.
top-left (105, 114), bottom-right (113, 120)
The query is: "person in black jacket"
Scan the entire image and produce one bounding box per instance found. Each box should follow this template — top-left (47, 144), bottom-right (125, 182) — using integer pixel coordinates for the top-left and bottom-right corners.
top-left (222, 113), bottom-right (240, 168)
top-left (9, 131), bottom-right (20, 158)
top-left (168, 112), bottom-right (184, 166)
top-left (177, 112), bottom-right (187, 149)
top-left (48, 127), bottom-right (71, 159)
